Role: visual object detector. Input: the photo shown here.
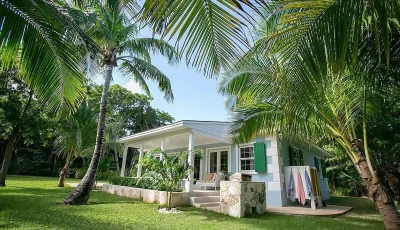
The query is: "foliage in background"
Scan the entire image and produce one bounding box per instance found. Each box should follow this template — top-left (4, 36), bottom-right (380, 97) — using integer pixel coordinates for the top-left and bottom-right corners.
top-left (324, 145), bottom-right (366, 197)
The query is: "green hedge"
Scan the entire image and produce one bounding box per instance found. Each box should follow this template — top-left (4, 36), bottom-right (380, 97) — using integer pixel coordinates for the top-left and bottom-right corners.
top-left (109, 176), bottom-right (183, 192)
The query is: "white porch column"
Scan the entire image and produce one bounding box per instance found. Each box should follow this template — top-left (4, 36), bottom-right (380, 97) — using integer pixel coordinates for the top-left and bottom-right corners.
top-left (136, 143), bottom-right (144, 178)
top-left (185, 132), bottom-right (194, 192)
top-left (120, 145), bottom-right (129, 177)
top-left (160, 138), bottom-right (165, 160)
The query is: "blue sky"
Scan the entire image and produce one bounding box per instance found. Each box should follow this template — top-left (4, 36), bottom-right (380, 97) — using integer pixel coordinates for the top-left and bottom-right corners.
top-left (95, 29), bottom-right (230, 122)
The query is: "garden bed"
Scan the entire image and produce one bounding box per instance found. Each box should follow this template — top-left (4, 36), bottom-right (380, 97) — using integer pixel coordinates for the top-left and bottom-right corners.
top-left (102, 184), bottom-right (191, 207)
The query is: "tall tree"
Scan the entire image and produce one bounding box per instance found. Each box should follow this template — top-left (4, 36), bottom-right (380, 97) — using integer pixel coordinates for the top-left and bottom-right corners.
top-left (63, 0), bottom-right (178, 205)
top-left (219, 32), bottom-right (400, 229)
top-left (219, 1), bottom-right (400, 228)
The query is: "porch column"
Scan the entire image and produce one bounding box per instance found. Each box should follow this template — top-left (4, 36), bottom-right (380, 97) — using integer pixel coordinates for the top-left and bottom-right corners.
top-left (120, 145), bottom-right (129, 177)
top-left (160, 138), bottom-right (165, 160)
top-left (185, 132), bottom-right (195, 192)
top-left (136, 143), bottom-right (144, 178)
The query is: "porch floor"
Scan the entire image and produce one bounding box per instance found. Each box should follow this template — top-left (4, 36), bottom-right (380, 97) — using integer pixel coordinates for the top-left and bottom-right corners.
top-left (266, 205), bottom-right (353, 217)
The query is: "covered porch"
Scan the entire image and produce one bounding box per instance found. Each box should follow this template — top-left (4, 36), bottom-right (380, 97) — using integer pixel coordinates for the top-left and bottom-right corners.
top-left (117, 120), bottom-right (232, 192)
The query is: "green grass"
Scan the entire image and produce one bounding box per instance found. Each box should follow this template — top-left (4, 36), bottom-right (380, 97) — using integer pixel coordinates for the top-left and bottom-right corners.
top-left (0, 175), bottom-right (384, 230)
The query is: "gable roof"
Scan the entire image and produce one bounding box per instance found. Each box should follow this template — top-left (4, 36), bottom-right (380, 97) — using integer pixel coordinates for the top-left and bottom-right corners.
top-left (117, 120), bottom-right (232, 144)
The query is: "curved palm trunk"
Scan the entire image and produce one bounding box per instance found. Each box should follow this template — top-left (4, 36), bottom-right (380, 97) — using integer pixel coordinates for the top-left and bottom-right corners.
top-left (58, 155), bottom-right (77, 187)
top-left (0, 128), bottom-right (19, 186)
top-left (64, 64), bottom-right (113, 205)
top-left (355, 153), bottom-right (400, 230)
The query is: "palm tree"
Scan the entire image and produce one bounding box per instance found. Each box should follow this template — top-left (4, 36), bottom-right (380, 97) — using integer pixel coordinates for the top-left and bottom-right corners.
top-left (0, 0), bottom-right (94, 186)
top-left (219, 30), bottom-right (400, 229)
top-left (63, 0), bottom-right (178, 205)
top-left (218, 1), bottom-right (400, 228)
top-left (54, 101), bottom-right (98, 187)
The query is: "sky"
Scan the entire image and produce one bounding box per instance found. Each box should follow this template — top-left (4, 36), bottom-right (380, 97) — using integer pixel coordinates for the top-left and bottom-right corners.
top-left (94, 29), bottom-right (230, 122)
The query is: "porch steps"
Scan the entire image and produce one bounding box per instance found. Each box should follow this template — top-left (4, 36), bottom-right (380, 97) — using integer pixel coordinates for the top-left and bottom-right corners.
top-left (191, 196), bottom-right (220, 203)
top-left (189, 191), bottom-right (221, 213)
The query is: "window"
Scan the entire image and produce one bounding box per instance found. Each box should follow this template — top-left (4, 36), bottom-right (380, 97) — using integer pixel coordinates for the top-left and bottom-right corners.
top-left (209, 152), bottom-right (218, 173)
top-left (220, 151), bottom-right (228, 172)
top-left (240, 146), bottom-right (254, 171)
top-left (289, 146), bottom-right (304, 166)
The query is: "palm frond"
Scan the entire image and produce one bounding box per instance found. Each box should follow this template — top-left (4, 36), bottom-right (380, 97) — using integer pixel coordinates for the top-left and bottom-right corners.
top-left (140, 0), bottom-right (264, 77)
top-left (122, 38), bottom-right (179, 64)
top-left (119, 57), bottom-right (174, 102)
top-left (0, 0), bottom-right (92, 114)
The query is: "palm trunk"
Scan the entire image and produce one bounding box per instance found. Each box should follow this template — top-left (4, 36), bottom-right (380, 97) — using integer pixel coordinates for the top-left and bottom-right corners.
top-left (58, 155), bottom-right (77, 187)
top-left (0, 128), bottom-right (19, 186)
top-left (114, 151), bottom-right (120, 173)
top-left (64, 64), bottom-right (113, 205)
top-left (356, 155), bottom-right (400, 230)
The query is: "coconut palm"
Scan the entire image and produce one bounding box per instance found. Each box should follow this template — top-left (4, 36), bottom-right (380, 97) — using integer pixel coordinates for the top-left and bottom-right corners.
top-left (219, 29), bottom-right (400, 229)
top-left (55, 101), bottom-right (98, 187)
top-left (63, 0), bottom-right (178, 205)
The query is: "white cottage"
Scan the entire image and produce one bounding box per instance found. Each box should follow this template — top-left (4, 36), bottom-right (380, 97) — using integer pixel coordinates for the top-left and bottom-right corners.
top-left (117, 120), bottom-right (331, 207)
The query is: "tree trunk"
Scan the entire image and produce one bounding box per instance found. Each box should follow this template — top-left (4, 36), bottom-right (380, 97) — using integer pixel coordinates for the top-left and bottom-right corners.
top-left (114, 151), bottom-right (120, 173)
top-left (58, 155), bottom-right (76, 187)
top-left (0, 92), bottom-right (32, 186)
top-left (356, 156), bottom-right (400, 230)
top-left (63, 64), bottom-right (113, 205)
top-left (0, 128), bottom-right (19, 186)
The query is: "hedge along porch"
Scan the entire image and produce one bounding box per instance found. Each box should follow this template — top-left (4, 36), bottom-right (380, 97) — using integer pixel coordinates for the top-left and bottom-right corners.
top-left (117, 120), bottom-right (332, 207)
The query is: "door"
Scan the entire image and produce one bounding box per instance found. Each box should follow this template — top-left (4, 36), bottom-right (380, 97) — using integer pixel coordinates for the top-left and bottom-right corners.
top-left (208, 148), bottom-right (229, 173)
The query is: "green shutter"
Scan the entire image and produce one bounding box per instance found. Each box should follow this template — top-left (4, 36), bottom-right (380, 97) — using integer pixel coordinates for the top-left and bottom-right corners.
top-left (289, 146), bottom-right (294, 166)
top-left (320, 160), bottom-right (327, 178)
top-left (254, 142), bottom-right (266, 173)
top-left (314, 157), bottom-right (320, 171)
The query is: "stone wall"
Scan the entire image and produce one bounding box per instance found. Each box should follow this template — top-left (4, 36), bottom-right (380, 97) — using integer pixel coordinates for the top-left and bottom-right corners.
top-left (220, 181), bottom-right (266, 218)
top-left (102, 184), bottom-right (190, 207)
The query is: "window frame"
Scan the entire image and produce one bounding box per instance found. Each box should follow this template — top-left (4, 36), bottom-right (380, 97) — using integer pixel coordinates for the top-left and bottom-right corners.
top-left (289, 146), bottom-right (304, 166)
top-left (239, 144), bottom-right (256, 173)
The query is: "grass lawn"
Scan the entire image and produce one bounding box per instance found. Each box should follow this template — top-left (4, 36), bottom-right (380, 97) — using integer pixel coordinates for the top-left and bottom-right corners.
top-left (0, 175), bottom-right (384, 230)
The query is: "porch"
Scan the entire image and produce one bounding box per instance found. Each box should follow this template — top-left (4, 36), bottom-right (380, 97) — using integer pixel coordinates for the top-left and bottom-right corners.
top-left (117, 120), bottom-right (232, 192)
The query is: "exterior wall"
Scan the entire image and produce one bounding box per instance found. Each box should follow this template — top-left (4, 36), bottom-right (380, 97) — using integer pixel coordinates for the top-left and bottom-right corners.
top-left (279, 139), bottom-right (330, 206)
top-left (162, 134), bottom-right (330, 207)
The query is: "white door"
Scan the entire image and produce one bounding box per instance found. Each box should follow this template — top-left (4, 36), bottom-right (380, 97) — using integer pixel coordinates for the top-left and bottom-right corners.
top-left (208, 148), bottom-right (229, 173)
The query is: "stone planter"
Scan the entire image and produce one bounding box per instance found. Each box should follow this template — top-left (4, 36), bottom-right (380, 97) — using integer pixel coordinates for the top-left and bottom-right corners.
top-left (220, 181), bottom-right (266, 218)
top-left (102, 184), bottom-right (190, 207)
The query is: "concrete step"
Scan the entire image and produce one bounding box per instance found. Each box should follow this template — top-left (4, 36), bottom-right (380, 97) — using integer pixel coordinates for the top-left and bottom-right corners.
top-left (190, 191), bottom-right (220, 197)
top-left (203, 206), bottom-right (221, 213)
top-left (194, 202), bottom-right (220, 208)
top-left (191, 196), bottom-right (220, 203)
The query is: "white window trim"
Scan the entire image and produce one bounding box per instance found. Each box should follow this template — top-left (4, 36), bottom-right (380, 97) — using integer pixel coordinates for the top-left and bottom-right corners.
top-left (205, 146), bottom-right (231, 174)
top-left (238, 143), bottom-right (256, 174)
